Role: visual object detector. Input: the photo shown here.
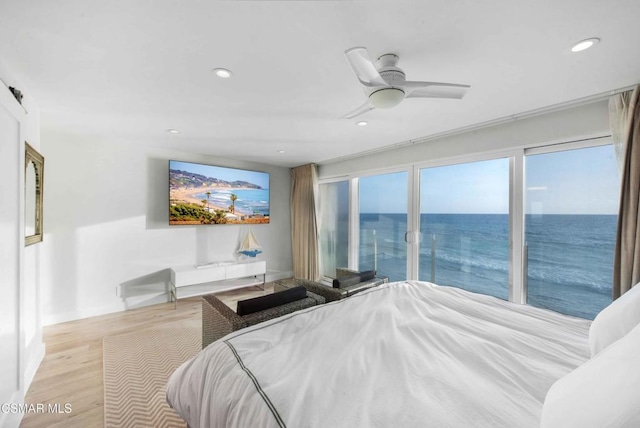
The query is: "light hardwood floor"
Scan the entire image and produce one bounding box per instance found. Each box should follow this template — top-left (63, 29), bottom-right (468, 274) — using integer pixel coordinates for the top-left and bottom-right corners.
top-left (20, 284), bottom-right (272, 428)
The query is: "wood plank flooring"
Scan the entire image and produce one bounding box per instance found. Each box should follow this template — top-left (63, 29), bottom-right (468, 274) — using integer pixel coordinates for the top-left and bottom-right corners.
top-left (20, 284), bottom-right (272, 428)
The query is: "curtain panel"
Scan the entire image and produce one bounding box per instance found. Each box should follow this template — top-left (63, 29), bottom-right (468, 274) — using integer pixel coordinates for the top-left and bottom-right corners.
top-left (290, 163), bottom-right (320, 281)
top-left (611, 86), bottom-right (640, 299)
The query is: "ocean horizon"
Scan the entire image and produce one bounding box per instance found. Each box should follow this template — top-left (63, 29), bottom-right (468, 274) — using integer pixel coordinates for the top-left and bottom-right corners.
top-left (359, 213), bottom-right (616, 319)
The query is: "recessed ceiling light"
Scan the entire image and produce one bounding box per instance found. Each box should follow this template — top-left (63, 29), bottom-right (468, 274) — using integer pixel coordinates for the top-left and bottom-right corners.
top-left (212, 68), bottom-right (233, 78)
top-left (356, 121), bottom-right (368, 126)
top-left (570, 38), bottom-right (600, 53)
top-left (166, 129), bottom-right (181, 134)
top-left (277, 150), bottom-right (285, 154)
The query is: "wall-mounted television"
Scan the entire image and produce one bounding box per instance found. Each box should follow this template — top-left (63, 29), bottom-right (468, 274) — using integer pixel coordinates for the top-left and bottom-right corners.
top-left (169, 160), bottom-right (270, 225)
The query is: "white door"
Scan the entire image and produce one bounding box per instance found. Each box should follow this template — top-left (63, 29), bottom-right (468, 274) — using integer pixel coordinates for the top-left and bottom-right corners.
top-left (0, 101), bottom-right (21, 424)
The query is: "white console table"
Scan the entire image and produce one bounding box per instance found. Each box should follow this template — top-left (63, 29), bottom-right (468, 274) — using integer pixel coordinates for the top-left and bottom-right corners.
top-left (170, 259), bottom-right (266, 307)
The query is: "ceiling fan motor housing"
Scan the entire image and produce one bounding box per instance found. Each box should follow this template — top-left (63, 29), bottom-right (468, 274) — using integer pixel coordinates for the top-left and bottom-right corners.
top-left (379, 69), bottom-right (406, 85)
top-left (376, 53), bottom-right (406, 86)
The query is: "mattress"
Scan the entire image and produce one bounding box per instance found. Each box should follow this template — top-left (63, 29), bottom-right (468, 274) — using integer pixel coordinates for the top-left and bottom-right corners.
top-left (167, 281), bottom-right (591, 428)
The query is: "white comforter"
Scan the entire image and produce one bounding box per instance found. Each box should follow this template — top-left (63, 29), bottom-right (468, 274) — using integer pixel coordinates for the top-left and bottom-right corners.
top-left (167, 281), bottom-right (591, 428)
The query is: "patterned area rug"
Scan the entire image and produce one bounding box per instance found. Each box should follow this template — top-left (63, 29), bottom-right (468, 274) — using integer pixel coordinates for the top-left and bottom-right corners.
top-left (103, 319), bottom-right (200, 427)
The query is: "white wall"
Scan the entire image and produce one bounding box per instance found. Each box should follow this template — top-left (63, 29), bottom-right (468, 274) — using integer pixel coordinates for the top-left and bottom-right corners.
top-left (319, 100), bottom-right (611, 178)
top-left (0, 61), bottom-right (45, 428)
top-left (40, 134), bottom-right (293, 325)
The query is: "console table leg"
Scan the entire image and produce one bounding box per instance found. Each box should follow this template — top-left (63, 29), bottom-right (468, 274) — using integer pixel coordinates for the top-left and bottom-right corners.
top-left (171, 283), bottom-right (177, 309)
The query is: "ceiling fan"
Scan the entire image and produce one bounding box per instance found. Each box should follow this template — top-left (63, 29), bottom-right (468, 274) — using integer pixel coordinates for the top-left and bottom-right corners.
top-left (342, 47), bottom-right (471, 119)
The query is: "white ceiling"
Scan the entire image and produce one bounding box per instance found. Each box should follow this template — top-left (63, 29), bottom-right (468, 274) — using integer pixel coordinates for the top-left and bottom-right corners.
top-left (0, 0), bottom-right (638, 167)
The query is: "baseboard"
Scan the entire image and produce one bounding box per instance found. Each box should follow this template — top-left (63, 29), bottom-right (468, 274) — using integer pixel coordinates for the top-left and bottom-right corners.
top-left (24, 341), bottom-right (45, 389)
top-left (266, 270), bottom-right (293, 282)
top-left (43, 302), bottom-right (126, 326)
top-left (43, 271), bottom-right (294, 325)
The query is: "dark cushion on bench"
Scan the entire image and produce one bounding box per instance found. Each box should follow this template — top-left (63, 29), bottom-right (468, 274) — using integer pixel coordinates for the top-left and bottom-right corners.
top-left (236, 286), bottom-right (307, 316)
top-left (332, 274), bottom-right (361, 289)
top-left (357, 270), bottom-right (376, 282)
top-left (332, 270), bottom-right (377, 288)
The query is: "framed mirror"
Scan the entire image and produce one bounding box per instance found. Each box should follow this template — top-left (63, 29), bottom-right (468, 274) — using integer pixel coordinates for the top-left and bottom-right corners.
top-left (25, 142), bottom-right (44, 246)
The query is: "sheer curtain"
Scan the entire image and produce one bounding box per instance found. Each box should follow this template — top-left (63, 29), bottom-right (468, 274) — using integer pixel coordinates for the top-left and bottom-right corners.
top-left (290, 163), bottom-right (320, 280)
top-left (318, 183), bottom-right (338, 278)
top-left (610, 86), bottom-right (640, 298)
top-left (318, 181), bottom-right (349, 279)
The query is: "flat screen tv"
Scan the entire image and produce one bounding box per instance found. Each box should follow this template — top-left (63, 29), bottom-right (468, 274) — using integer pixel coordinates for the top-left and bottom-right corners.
top-left (169, 160), bottom-right (270, 225)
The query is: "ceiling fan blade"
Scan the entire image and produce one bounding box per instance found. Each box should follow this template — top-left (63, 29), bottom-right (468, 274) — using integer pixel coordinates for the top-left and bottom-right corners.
top-left (341, 100), bottom-right (375, 119)
top-left (403, 81), bottom-right (471, 99)
top-left (344, 47), bottom-right (387, 87)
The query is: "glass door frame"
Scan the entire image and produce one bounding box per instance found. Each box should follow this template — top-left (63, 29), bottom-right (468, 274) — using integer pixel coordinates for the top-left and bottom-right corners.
top-left (412, 151), bottom-right (522, 300)
top-left (351, 166), bottom-right (416, 281)
top-left (323, 166), bottom-right (416, 279)
top-left (317, 176), bottom-right (351, 279)
top-left (522, 136), bottom-right (615, 306)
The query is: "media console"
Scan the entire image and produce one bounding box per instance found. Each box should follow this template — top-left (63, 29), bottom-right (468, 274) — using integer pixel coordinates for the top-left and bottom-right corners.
top-left (170, 259), bottom-right (266, 308)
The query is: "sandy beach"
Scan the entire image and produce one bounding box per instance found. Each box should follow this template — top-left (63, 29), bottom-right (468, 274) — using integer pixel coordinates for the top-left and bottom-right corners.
top-left (170, 186), bottom-right (252, 215)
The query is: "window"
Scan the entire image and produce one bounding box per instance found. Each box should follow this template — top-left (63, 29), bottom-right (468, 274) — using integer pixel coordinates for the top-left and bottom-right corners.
top-left (317, 138), bottom-right (620, 319)
top-left (524, 144), bottom-right (619, 319)
top-left (359, 172), bottom-right (408, 282)
top-left (419, 158), bottom-right (510, 300)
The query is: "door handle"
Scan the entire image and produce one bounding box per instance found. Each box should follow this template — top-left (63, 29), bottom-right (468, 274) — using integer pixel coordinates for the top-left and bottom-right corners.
top-left (405, 231), bottom-right (418, 243)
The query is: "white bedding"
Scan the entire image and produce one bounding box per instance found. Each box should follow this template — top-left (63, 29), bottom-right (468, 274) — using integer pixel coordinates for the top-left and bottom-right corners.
top-left (167, 281), bottom-right (591, 428)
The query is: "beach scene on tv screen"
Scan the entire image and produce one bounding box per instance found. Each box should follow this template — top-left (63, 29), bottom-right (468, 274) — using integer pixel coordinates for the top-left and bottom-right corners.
top-left (169, 160), bottom-right (270, 225)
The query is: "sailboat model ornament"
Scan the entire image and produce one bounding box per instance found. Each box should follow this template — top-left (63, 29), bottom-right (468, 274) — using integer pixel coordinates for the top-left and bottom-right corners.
top-left (238, 230), bottom-right (262, 257)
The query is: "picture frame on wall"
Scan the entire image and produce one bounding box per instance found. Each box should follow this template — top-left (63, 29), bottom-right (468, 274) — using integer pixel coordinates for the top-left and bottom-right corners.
top-left (25, 142), bottom-right (44, 246)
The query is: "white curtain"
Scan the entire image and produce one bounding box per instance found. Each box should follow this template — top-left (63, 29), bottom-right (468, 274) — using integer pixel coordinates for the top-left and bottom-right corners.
top-left (318, 183), bottom-right (339, 278)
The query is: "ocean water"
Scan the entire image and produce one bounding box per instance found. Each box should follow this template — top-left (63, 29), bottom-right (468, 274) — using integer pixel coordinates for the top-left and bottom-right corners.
top-left (359, 213), bottom-right (616, 320)
top-left (193, 188), bottom-right (270, 216)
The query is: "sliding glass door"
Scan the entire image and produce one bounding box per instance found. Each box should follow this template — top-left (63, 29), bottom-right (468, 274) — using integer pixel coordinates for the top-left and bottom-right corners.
top-left (418, 158), bottom-right (510, 300)
top-left (358, 171), bottom-right (408, 281)
top-left (524, 143), bottom-right (619, 319)
top-left (317, 137), bottom-right (620, 319)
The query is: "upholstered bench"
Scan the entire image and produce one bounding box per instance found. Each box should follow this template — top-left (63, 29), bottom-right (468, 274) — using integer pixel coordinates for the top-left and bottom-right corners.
top-left (274, 269), bottom-right (388, 303)
top-left (201, 287), bottom-right (324, 348)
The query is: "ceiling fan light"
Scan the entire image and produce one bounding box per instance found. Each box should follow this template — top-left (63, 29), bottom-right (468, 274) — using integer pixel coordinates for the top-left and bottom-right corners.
top-left (369, 88), bottom-right (405, 109)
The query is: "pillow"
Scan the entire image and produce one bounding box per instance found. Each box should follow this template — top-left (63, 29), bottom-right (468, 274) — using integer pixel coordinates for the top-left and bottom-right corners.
top-left (357, 270), bottom-right (376, 282)
top-left (236, 286), bottom-right (307, 316)
top-left (332, 274), bottom-right (361, 289)
top-left (589, 283), bottom-right (640, 356)
top-left (540, 322), bottom-right (640, 428)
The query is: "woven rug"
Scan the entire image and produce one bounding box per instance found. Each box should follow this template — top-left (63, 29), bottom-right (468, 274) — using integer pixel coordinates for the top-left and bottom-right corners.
top-left (103, 319), bottom-right (200, 427)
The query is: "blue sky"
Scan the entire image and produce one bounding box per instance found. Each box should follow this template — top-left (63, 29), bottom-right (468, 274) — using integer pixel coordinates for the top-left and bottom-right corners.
top-left (525, 145), bottom-right (619, 215)
top-left (170, 160), bottom-right (270, 189)
top-left (359, 145), bottom-right (620, 214)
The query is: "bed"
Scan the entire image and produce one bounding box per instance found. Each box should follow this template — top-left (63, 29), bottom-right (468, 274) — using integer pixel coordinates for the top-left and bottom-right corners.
top-left (166, 280), bottom-right (640, 428)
